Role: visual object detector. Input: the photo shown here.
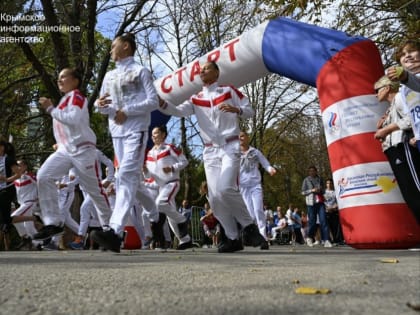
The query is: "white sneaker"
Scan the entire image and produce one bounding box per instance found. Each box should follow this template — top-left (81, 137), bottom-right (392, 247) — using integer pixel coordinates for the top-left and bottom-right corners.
top-left (324, 240), bottom-right (333, 248)
top-left (313, 240), bottom-right (321, 246)
top-left (306, 238), bottom-right (314, 247)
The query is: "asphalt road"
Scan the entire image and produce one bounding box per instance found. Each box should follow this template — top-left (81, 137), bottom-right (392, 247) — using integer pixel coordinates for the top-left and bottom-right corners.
top-left (0, 245), bottom-right (419, 315)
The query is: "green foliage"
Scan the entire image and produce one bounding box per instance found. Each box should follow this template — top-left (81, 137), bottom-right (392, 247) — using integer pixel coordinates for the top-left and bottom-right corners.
top-left (2, 0), bottom-right (418, 209)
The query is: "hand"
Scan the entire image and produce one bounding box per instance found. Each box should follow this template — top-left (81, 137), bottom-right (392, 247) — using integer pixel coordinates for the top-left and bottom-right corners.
top-left (219, 103), bottom-right (240, 114)
top-left (97, 93), bottom-right (112, 108)
top-left (409, 137), bottom-right (417, 147)
top-left (386, 66), bottom-right (407, 82)
top-left (376, 115), bottom-right (387, 129)
top-left (269, 168), bottom-right (277, 176)
top-left (39, 97), bottom-right (53, 110)
top-left (162, 166), bottom-right (173, 173)
top-left (114, 109), bottom-right (127, 125)
top-left (374, 128), bottom-right (388, 142)
top-left (102, 180), bottom-right (111, 189)
top-left (158, 96), bottom-right (166, 107)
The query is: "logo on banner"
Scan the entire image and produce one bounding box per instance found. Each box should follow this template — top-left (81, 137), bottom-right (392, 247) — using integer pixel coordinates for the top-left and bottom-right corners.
top-left (326, 111), bottom-right (340, 134)
top-left (337, 173), bottom-right (397, 199)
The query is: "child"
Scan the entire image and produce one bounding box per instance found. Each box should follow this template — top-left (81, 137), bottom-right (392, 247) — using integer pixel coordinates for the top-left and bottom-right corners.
top-left (144, 125), bottom-right (192, 250)
top-left (200, 203), bottom-right (220, 248)
top-left (386, 40), bottom-right (420, 152)
top-left (11, 159), bottom-right (41, 250)
top-left (239, 131), bottom-right (276, 250)
top-left (34, 68), bottom-right (112, 241)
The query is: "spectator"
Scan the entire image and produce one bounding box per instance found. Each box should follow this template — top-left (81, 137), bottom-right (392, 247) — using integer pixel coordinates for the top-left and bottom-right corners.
top-left (374, 75), bottom-right (420, 224)
top-left (324, 178), bottom-right (344, 244)
top-left (200, 203), bottom-right (220, 248)
top-left (268, 206), bottom-right (282, 238)
top-left (285, 205), bottom-right (303, 245)
top-left (386, 40), bottom-right (420, 152)
top-left (178, 199), bottom-right (192, 222)
top-left (269, 212), bottom-right (288, 242)
top-left (300, 210), bottom-right (308, 240)
top-left (291, 207), bottom-right (304, 245)
top-left (301, 165), bottom-right (332, 248)
top-left (273, 206), bottom-right (281, 225)
top-left (264, 204), bottom-right (274, 236)
top-left (0, 140), bottom-right (19, 250)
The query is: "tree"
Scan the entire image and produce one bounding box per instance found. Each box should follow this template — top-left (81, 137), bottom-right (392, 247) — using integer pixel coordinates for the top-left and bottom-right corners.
top-left (0, 0), bottom-right (158, 163)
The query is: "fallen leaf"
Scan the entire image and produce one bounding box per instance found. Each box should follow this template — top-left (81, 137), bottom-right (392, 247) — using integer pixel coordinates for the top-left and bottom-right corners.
top-left (295, 287), bottom-right (331, 295)
top-left (380, 258), bottom-right (399, 263)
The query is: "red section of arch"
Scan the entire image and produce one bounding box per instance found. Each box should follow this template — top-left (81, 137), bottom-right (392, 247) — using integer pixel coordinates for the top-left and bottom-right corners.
top-left (340, 204), bottom-right (420, 249)
top-left (317, 40), bottom-right (384, 110)
top-left (327, 133), bottom-right (386, 172)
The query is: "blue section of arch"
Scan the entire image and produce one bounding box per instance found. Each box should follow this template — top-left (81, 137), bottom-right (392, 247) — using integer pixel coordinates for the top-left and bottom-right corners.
top-left (261, 17), bottom-right (365, 87)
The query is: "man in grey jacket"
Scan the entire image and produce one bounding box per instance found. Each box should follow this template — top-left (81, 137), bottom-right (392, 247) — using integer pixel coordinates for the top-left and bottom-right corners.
top-left (301, 166), bottom-right (332, 248)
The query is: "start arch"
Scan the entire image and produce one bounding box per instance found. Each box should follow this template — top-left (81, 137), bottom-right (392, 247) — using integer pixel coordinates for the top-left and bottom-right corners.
top-left (151, 17), bottom-right (420, 249)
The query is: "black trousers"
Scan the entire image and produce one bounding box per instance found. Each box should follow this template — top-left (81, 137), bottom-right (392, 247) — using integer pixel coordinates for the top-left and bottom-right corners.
top-left (0, 187), bottom-right (15, 232)
top-left (385, 142), bottom-right (420, 224)
top-left (326, 211), bottom-right (344, 243)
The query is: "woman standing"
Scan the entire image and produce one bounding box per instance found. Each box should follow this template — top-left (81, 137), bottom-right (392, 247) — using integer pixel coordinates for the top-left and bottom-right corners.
top-left (324, 178), bottom-right (344, 245)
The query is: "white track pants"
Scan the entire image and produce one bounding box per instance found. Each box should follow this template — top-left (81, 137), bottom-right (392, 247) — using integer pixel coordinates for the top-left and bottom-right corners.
top-left (240, 185), bottom-right (266, 239)
top-left (110, 132), bottom-right (159, 234)
top-left (37, 147), bottom-right (111, 227)
top-left (156, 181), bottom-right (189, 241)
top-left (12, 202), bottom-right (39, 241)
top-left (203, 141), bottom-right (254, 240)
top-left (78, 192), bottom-right (100, 236)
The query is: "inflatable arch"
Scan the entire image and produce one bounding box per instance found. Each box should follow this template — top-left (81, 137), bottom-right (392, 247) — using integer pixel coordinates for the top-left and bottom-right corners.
top-left (151, 17), bottom-right (420, 249)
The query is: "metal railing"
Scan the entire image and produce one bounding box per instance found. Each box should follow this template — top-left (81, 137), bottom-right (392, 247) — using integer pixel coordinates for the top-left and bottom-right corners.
top-left (190, 206), bottom-right (204, 247)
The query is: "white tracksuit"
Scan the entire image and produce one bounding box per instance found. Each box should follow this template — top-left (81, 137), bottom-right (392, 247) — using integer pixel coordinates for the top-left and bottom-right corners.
top-left (12, 172), bottom-right (39, 238)
top-left (78, 149), bottom-right (115, 237)
top-left (239, 147), bottom-right (275, 240)
top-left (57, 172), bottom-right (79, 234)
top-left (145, 143), bottom-right (189, 242)
top-left (37, 89), bottom-right (111, 227)
top-left (96, 56), bottom-right (159, 234)
top-left (159, 82), bottom-right (255, 240)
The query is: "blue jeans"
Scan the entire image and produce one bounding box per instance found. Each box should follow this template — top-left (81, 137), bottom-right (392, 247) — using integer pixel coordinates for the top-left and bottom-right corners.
top-left (307, 203), bottom-right (330, 241)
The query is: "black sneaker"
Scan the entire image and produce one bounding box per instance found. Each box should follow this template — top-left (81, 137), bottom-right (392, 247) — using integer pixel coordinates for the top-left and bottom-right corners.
top-left (177, 221), bottom-right (189, 238)
top-left (90, 229), bottom-right (122, 253)
top-left (218, 239), bottom-right (243, 253)
top-left (33, 225), bottom-right (64, 241)
top-left (151, 213), bottom-right (166, 247)
top-left (260, 240), bottom-right (269, 250)
top-left (16, 236), bottom-right (32, 250)
top-left (176, 240), bottom-right (193, 250)
top-left (242, 224), bottom-right (265, 247)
